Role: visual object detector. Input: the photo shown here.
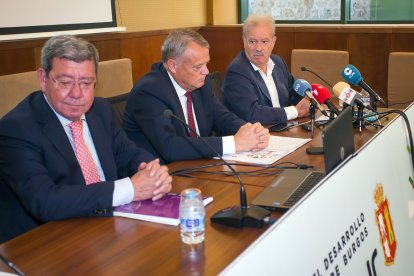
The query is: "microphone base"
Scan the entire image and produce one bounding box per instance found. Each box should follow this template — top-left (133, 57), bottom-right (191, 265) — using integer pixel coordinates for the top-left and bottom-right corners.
top-left (210, 205), bottom-right (271, 228)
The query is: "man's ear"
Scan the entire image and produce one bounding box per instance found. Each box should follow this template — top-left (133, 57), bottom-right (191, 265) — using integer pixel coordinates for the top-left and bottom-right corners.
top-left (166, 59), bottom-right (177, 74)
top-left (37, 68), bottom-right (47, 93)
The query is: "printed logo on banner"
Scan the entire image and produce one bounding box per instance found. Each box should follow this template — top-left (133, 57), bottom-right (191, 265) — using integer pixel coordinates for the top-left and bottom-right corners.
top-left (374, 184), bottom-right (397, 266)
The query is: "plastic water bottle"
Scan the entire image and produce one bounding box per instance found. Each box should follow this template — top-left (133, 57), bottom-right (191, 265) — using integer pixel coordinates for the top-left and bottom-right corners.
top-left (179, 188), bottom-right (205, 244)
top-left (359, 89), bottom-right (371, 106)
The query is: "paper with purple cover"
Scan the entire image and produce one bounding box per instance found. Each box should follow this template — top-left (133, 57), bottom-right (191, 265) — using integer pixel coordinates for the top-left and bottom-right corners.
top-left (113, 193), bottom-right (213, 226)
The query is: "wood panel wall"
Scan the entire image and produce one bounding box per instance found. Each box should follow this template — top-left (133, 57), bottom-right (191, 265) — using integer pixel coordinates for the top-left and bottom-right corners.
top-left (0, 29), bottom-right (176, 84)
top-left (1, 26), bottom-right (414, 103)
top-left (200, 25), bottom-right (414, 103)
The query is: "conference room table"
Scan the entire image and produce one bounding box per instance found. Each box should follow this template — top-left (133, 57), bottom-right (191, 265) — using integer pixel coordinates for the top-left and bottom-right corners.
top-left (0, 113), bottom-right (392, 276)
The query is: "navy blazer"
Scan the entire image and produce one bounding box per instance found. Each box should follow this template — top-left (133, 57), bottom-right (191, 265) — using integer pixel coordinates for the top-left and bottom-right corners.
top-left (0, 92), bottom-right (154, 243)
top-left (222, 51), bottom-right (302, 125)
top-left (123, 63), bottom-right (245, 163)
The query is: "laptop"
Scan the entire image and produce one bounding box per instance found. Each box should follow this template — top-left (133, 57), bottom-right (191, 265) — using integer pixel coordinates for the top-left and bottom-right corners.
top-left (251, 107), bottom-right (355, 211)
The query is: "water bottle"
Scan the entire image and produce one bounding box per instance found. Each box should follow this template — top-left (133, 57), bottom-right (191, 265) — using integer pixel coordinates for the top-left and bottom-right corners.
top-left (359, 89), bottom-right (371, 106)
top-left (179, 188), bottom-right (205, 244)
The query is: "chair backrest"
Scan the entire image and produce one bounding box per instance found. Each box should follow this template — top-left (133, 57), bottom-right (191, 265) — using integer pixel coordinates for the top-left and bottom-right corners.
top-left (0, 58), bottom-right (133, 118)
top-left (95, 58), bottom-right (133, 98)
top-left (388, 52), bottom-right (414, 107)
top-left (208, 71), bottom-right (223, 102)
top-left (107, 92), bottom-right (129, 127)
top-left (0, 71), bottom-right (39, 117)
top-left (291, 49), bottom-right (349, 96)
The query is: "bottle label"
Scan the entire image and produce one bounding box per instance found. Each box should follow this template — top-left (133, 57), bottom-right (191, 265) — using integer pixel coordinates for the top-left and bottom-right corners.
top-left (180, 216), bottom-right (205, 231)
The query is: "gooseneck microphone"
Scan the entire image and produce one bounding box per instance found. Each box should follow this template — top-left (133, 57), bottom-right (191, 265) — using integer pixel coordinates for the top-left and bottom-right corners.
top-left (311, 83), bottom-right (340, 116)
top-left (163, 109), bottom-right (270, 228)
top-left (301, 66), bottom-right (333, 88)
top-left (341, 64), bottom-right (386, 106)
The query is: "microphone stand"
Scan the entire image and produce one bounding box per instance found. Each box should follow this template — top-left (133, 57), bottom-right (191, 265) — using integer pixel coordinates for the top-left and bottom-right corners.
top-left (309, 103), bottom-right (316, 138)
top-left (329, 110), bottom-right (335, 122)
top-left (371, 96), bottom-right (378, 112)
top-left (163, 110), bottom-right (270, 228)
top-left (357, 105), bottom-right (364, 133)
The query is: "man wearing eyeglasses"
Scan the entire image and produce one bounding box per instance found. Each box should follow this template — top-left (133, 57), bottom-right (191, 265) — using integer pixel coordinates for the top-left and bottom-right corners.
top-left (123, 29), bottom-right (270, 163)
top-left (222, 14), bottom-right (310, 126)
top-left (0, 35), bottom-right (172, 243)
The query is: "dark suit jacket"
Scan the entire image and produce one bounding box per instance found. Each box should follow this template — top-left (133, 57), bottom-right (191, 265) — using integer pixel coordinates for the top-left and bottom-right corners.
top-left (222, 51), bottom-right (302, 125)
top-left (0, 92), bottom-right (154, 243)
top-left (123, 63), bottom-right (245, 163)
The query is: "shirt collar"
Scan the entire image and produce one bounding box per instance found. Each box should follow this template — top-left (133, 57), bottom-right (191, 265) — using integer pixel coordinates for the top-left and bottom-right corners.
top-left (167, 71), bottom-right (187, 97)
top-left (250, 58), bottom-right (275, 75)
top-left (42, 93), bottom-right (86, 127)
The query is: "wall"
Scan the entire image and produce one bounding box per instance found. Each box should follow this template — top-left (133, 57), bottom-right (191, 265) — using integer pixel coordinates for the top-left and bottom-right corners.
top-left (115, 0), bottom-right (207, 32)
top-left (207, 0), bottom-right (239, 25)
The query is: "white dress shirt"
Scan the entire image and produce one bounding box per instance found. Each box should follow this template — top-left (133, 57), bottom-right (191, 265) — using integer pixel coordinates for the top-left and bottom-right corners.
top-left (45, 95), bottom-right (133, 207)
top-left (250, 59), bottom-right (298, 120)
top-left (167, 72), bottom-right (236, 154)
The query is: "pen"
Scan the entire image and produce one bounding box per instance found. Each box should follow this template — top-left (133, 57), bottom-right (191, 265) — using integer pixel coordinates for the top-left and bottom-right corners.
top-left (0, 254), bottom-right (24, 276)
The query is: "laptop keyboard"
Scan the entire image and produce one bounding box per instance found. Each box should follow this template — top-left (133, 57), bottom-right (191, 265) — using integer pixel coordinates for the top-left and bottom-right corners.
top-left (284, 171), bottom-right (326, 208)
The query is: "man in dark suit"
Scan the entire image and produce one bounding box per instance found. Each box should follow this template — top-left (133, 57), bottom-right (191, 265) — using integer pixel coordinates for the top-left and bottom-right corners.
top-left (123, 29), bottom-right (270, 163)
top-left (222, 14), bottom-right (310, 126)
top-left (0, 35), bottom-right (172, 243)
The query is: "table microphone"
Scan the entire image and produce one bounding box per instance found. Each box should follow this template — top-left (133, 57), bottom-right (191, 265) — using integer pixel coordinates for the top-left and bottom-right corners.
top-left (163, 109), bottom-right (270, 228)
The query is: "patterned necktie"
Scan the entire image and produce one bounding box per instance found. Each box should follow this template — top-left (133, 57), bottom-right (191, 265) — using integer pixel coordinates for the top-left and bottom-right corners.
top-left (69, 120), bottom-right (101, 185)
top-left (185, 92), bottom-right (197, 138)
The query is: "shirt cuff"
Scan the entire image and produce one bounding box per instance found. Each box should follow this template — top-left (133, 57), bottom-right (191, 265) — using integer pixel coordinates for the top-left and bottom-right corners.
top-left (284, 106), bottom-right (299, 120)
top-left (222, 136), bottom-right (236, 155)
top-left (112, 177), bottom-right (134, 207)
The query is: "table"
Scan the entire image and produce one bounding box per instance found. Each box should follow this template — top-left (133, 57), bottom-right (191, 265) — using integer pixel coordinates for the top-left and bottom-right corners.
top-left (0, 115), bottom-right (391, 275)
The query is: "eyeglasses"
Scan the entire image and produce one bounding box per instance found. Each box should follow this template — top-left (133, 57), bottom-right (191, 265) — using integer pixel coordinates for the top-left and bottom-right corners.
top-left (50, 76), bottom-right (96, 92)
top-left (246, 39), bottom-right (272, 48)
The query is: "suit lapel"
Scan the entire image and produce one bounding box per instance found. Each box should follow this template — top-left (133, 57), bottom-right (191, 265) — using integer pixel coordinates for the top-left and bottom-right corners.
top-left (253, 70), bottom-right (272, 102)
top-left (241, 52), bottom-right (272, 103)
top-left (271, 61), bottom-right (288, 105)
top-left (191, 89), bottom-right (207, 136)
top-left (160, 65), bottom-right (193, 137)
top-left (34, 94), bottom-right (79, 169)
top-left (85, 105), bottom-right (117, 180)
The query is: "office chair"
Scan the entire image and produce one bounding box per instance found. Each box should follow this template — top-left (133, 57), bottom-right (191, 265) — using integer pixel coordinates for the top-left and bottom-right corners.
top-left (208, 71), bottom-right (223, 102)
top-left (388, 52), bottom-right (414, 108)
top-left (291, 49), bottom-right (349, 96)
top-left (107, 93), bottom-right (129, 127)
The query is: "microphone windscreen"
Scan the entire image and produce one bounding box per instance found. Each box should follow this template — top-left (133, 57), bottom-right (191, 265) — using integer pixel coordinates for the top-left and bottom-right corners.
top-left (163, 109), bottom-right (173, 118)
top-left (341, 64), bottom-right (363, 86)
top-left (311, 83), bottom-right (331, 104)
top-left (293, 79), bottom-right (312, 97)
top-left (332, 82), bottom-right (350, 98)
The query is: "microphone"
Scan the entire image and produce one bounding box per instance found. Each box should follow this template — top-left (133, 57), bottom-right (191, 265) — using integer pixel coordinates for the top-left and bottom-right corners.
top-left (341, 65), bottom-right (386, 106)
top-left (293, 79), bottom-right (329, 117)
top-left (311, 83), bottom-right (341, 116)
top-left (163, 109), bottom-right (270, 228)
top-left (332, 82), bottom-right (373, 111)
top-left (301, 66), bottom-right (333, 88)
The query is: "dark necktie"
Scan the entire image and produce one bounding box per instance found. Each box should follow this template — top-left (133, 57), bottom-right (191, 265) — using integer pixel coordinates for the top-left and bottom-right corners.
top-left (185, 92), bottom-right (197, 138)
